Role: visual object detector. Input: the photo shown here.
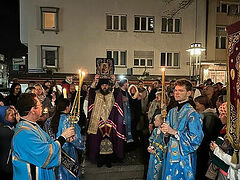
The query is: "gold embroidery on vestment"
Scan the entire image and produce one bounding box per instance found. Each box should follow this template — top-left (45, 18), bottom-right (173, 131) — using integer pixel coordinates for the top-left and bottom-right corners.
top-left (87, 91), bottom-right (114, 134)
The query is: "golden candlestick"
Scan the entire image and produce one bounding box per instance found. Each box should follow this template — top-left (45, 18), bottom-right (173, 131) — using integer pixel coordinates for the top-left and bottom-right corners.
top-left (161, 68), bottom-right (167, 123)
top-left (69, 69), bottom-right (86, 126)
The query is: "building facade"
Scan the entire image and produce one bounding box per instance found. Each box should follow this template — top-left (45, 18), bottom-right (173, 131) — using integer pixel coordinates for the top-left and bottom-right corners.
top-left (20, 0), bottom-right (206, 81)
top-left (205, 0), bottom-right (240, 83)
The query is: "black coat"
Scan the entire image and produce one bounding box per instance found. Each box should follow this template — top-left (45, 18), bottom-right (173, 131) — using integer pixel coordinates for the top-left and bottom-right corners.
top-left (0, 123), bottom-right (14, 179)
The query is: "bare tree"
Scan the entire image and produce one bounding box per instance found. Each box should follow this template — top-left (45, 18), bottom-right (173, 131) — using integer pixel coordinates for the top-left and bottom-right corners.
top-left (163, 0), bottom-right (194, 17)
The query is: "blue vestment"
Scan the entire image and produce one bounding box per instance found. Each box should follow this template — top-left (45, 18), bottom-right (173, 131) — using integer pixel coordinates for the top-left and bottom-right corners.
top-left (56, 114), bottom-right (84, 180)
top-left (12, 119), bottom-right (62, 180)
top-left (122, 91), bottom-right (133, 143)
top-left (162, 103), bottom-right (204, 180)
top-left (147, 128), bottom-right (166, 180)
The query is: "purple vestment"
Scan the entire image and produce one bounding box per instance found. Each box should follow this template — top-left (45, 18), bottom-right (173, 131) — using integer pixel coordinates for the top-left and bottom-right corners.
top-left (86, 88), bottom-right (126, 162)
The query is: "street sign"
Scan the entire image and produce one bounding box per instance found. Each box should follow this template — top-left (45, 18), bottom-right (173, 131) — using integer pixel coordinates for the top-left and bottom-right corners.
top-left (13, 58), bottom-right (25, 65)
top-left (12, 58), bottom-right (26, 71)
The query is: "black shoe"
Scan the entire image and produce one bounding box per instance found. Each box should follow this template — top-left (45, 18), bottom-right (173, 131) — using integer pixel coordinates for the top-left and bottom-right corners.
top-left (97, 161), bottom-right (103, 167)
top-left (106, 162), bottom-right (112, 168)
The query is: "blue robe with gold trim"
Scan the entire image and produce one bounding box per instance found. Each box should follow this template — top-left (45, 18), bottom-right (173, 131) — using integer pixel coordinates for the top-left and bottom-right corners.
top-left (56, 114), bottom-right (84, 180)
top-left (162, 103), bottom-right (204, 180)
top-left (12, 119), bottom-right (62, 180)
top-left (147, 128), bottom-right (166, 180)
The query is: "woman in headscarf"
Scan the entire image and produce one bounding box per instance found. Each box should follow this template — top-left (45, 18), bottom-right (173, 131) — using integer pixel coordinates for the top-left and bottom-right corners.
top-left (0, 106), bottom-right (20, 179)
top-left (210, 109), bottom-right (240, 180)
top-left (206, 102), bottom-right (234, 180)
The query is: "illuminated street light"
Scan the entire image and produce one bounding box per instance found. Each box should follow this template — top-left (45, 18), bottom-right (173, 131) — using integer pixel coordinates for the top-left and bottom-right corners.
top-left (119, 75), bottom-right (125, 80)
top-left (186, 43), bottom-right (205, 82)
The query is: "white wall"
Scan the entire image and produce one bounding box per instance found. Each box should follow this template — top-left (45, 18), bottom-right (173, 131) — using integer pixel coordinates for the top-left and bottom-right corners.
top-left (20, 0), bottom-right (206, 77)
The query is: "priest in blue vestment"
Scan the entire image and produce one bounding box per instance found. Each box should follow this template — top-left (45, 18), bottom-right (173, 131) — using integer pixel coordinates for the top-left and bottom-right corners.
top-left (12, 93), bottom-right (75, 180)
top-left (161, 79), bottom-right (204, 180)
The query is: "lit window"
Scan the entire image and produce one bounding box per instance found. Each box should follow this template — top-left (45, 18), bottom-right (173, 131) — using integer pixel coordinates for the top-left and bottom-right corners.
top-left (160, 52), bottom-right (179, 68)
top-left (40, 7), bottom-right (59, 33)
top-left (162, 18), bottom-right (181, 33)
top-left (41, 45), bottom-right (59, 69)
top-left (106, 14), bottom-right (127, 31)
top-left (106, 50), bottom-right (127, 66)
top-left (134, 16), bottom-right (154, 32)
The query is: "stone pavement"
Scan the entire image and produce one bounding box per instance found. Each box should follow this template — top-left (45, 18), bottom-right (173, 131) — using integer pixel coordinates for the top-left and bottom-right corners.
top-left (82, 148), bottom-right (146, 180)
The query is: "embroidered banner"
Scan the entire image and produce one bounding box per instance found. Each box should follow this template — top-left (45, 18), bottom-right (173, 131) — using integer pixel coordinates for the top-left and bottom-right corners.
top-left (226, 21), bottom-right (240, 156)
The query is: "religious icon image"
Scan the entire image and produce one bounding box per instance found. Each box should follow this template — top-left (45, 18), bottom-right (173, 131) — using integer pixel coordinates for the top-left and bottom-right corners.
top-left (101, 63), bottom-right (109, 74)
top-left (96, 58), bottom-right (114, 78)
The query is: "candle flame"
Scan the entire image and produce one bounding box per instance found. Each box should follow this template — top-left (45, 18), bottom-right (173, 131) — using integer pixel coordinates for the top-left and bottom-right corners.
top-left (161, 67), bottom-right (165, 72)
top-left (78, 69), bottom-right (81, 74)
top-left (82, 71), bottom-right (85, 76)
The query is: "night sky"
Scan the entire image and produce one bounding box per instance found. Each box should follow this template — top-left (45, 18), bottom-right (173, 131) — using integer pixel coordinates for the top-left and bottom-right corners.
top-left (0, 0), bottom-right (27, 60)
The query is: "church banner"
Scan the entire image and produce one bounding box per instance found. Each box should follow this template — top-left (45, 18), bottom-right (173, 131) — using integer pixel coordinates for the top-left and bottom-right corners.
top-left (226, 20), bottom-right (240, 163)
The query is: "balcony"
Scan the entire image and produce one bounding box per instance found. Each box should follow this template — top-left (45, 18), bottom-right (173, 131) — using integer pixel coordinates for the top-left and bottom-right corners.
top-left (216, 12), bottom-right (240, 26)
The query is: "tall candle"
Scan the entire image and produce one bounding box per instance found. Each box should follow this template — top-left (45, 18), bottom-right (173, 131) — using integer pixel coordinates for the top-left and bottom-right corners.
top-left (78, 70), bottom-right (82, 87)
top-left (161, 68), bottom-right (165, 106)
top-left (77, 70), bottom-right (85, 116)
top-left (63, 88), bottom-right (67, 99)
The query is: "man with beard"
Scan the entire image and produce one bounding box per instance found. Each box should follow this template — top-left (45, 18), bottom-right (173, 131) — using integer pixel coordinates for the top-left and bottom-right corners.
top-left (86, 75), bottom-right (125, 168)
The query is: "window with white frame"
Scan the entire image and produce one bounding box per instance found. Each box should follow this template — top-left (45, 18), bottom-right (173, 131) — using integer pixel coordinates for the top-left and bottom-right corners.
top-left (160, 52), bottom-right (179, 67)
top-left (106, 50), bottom-right (127, 66)
top-left (161, 18), bottom-right (181, 33)
top-left (216, 26), bottom-right (227, 49)
top-left (106, 14), bottom-right (127, 31)
top-left (217, 2), bottom-right (240, 15)
top-left (41, 45), bottom-right (59, 69)
top-left (134, 16), bottom-right (154, 32)
top-left (134, 51), bottom-right (153, 67)
top-left (40, 7), bottom-right (59, 33)
top-left (221, 3), bottom-right (228, 13)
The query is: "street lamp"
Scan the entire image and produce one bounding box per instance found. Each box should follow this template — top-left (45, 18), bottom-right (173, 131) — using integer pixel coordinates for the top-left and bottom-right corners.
top-left (186, 43), bottom-right (205, 83)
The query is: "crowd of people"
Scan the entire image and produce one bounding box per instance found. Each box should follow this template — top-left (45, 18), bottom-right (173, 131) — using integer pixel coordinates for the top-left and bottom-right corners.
top-left (0, 75), bottom-right (237, 180)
